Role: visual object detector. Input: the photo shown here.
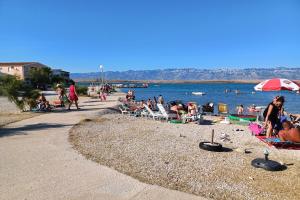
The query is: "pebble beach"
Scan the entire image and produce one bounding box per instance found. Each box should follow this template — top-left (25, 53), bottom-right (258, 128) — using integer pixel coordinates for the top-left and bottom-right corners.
top-left (69, 111), bottom-right (300, 200)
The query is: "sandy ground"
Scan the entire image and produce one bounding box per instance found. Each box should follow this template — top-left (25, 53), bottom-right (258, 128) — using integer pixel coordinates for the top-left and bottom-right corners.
top-left (69, 113), bottom-right (300, 200)
top-left (0, 97), bottom-right (39, 127)
top-left (0, 93), bottom-right (207, 200)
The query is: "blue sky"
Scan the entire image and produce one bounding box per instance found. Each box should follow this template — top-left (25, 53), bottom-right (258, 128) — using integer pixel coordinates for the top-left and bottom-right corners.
top-left (0, 0), bottom-right (299, 72)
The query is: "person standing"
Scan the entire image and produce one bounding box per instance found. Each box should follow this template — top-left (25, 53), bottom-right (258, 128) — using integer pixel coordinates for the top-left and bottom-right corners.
top-left (68, 80), bottom-right (79, 110)
top-left (263, 96), bottom-right (285, 137)
top-left (56, 84), bottom-right (65, 107)
top-left (158, 94), bottom-right (164, 105)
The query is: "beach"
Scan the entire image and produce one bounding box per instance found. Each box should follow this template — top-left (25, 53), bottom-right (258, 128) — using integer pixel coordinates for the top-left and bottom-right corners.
top-left (69, 112), bottom-right (300, 200)
top-left (1, 91), bottom-right (300, 200)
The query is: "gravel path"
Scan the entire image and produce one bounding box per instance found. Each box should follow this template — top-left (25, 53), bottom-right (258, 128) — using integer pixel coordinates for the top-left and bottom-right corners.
top-left (70, 114), bottom-right (300, 200)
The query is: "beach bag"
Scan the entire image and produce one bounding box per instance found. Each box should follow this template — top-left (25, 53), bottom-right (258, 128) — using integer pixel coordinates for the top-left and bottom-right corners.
top-left (63, 95), bottom-right (70, 103)
top-left (249, 123), bottom-right (264, 135)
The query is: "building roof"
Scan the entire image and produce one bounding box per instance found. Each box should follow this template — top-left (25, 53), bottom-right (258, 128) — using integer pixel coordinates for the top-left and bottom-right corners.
top-left (0, 62), bottom-right (44, 66)
top-left (52, 69), bottom-right (70, 73)
top-left (0, 62), bottom-right (34, 65)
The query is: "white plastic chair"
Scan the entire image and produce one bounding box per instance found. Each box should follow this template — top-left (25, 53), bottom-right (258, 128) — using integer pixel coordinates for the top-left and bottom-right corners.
top-left (144, 104), bottom-right (164, 120)
top-left (157, 103), bottom-right (177, 121)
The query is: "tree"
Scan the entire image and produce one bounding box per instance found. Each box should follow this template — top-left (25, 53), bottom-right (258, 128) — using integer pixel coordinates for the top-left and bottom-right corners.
top-left (29, 67), bottom-right (52, 89)
top-left (51, 75), bottom-right (65, 85)
top-left (0, 75), bottom-right (40, 111)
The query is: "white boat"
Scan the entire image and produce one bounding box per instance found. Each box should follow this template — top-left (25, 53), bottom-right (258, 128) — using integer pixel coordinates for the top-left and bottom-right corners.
top-left (192, 92), bottom-right (206, 96)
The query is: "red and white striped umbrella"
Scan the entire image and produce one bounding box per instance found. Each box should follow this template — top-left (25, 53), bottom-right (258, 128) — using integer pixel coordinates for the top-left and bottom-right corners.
top-left (254, 78), bottom-right (300, 91)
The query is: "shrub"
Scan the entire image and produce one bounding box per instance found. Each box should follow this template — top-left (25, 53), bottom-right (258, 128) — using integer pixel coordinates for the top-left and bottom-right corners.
top-left (76, 86), bottom-right (88, 96)
top-left (0, 75), bottom-right (40, 111)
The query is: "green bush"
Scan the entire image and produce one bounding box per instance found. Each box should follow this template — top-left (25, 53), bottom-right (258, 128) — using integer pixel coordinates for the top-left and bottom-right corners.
top-left (76, 86), bottom-right (88, 96)
top-left (0, 75), bottom-right (40, 111)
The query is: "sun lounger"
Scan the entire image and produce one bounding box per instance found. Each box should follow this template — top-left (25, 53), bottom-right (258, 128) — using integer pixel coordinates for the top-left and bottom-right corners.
top-left (144, 104), bottom-right (164, 120)
top-left (181, 114), bottom-right (203, 123)
top-left (157, 103), bottom-right (177, 121)
top-left (256, 135), bottom-right (300, 150)
top-left (119, 104), bottom-right (137, 115)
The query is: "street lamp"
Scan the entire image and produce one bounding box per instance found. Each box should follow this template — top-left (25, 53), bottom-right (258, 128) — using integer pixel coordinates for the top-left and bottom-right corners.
top-left (99, 65), bottom-right (104, 85)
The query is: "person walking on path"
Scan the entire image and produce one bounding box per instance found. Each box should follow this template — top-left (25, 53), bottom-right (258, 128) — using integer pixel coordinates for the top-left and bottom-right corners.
top-left (68, 80), bottom-right (80, 110)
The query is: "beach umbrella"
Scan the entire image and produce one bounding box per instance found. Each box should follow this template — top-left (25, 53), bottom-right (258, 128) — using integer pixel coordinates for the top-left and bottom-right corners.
top-left (254, 78), bottom-right (300, 91)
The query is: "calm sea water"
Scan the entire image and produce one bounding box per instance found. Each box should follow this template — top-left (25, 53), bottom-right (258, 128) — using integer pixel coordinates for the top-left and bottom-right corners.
top-left (120, 83), bottom-right (300, 114)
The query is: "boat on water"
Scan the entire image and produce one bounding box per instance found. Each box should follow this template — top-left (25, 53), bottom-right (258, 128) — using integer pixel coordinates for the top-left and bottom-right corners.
top-left (112, 83), bottom-right (149, 88)
top-left (192, 92), bottom-right (206, 96)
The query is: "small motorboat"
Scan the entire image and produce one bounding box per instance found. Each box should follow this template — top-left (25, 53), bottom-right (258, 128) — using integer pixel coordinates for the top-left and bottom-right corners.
top-left (192, 92), bottom-right (206, 96)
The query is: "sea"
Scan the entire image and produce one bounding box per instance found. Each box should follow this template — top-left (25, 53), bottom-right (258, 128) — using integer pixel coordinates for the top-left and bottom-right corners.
top-left (118, 83), bottom-right (300, 114)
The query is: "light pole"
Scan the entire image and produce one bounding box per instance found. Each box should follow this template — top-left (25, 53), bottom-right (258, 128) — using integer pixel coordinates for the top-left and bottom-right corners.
top-left (99, 65), bottom-right (104, 85)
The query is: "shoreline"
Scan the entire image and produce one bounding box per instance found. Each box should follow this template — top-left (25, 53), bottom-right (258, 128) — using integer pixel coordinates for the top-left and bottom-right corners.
top-left (75, 79), bottom-right (300, 84)
top-left (75, 79), bottom-right (263, 84)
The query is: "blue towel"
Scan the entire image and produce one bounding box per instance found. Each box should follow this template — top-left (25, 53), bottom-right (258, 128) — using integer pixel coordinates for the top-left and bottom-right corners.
top-left (264, 138), bottom-right (282, 143)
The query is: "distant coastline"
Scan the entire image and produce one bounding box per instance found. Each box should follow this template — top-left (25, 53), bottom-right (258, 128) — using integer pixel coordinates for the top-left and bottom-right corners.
top-left (75, 79), bottom-right (300, 84)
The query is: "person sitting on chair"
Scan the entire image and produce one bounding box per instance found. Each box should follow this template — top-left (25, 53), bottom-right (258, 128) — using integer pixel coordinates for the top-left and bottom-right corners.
top-left (188, 103), bottom-right (197, 116)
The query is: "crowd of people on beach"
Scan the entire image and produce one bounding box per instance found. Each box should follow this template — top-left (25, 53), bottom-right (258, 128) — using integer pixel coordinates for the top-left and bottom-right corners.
top-left (121, 90), bottom-right (300, 143)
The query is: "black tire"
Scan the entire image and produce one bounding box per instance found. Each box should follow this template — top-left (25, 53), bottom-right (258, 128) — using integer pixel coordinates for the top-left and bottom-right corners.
top-left (199, 141), bottom-right (223, 152)
top-left (251, 158), bottom-right (286, 171)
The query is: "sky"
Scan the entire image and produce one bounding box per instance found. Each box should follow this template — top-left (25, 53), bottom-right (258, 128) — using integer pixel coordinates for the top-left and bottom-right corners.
top-left (0, 0), bottom-right (300, 72)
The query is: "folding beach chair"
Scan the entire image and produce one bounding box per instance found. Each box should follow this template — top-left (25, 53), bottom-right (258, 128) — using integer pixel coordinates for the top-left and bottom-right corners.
top-left (144, 104), bottom-right (164, 120)
top-left (157, 103), bottom-right (177, 121)
top-left (218, 103), bottom-right (229, 115)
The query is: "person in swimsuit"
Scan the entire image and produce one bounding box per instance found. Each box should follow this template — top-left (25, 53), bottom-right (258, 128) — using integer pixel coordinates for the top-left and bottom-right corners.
top-left (188, 103), bottom-right (197, 116)
top-left (263, 96), bottom-right (285, 137)
top-left (68, 80), bottom-right (79, 110)
top-left (279, 121), bottom-right (300, 142)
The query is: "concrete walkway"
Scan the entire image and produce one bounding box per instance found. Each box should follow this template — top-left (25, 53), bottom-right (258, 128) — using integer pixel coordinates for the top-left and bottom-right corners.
top-left (0, 93), bottom-right (207, 200)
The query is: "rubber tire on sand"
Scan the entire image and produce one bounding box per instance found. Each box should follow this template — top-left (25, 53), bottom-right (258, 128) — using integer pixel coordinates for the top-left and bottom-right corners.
top-left (251, 158), bottom-right (286, 171)
top-left (199, 142), bottom-right (223, 152)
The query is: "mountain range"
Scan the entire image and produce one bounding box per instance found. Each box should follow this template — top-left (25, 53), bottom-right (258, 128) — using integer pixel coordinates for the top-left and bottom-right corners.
top-left (71, 67), bottom-right (300, 81)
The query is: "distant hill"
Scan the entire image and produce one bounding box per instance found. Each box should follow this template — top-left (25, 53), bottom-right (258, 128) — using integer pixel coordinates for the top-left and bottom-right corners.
top-left (71, 67), bottom-right (300, 81)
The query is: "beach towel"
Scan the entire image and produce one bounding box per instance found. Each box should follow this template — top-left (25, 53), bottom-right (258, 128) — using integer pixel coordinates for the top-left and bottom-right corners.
top-left (255, 135), bottom-right (300, 150)
top-left (249, 123), bottom-right (264, 135)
